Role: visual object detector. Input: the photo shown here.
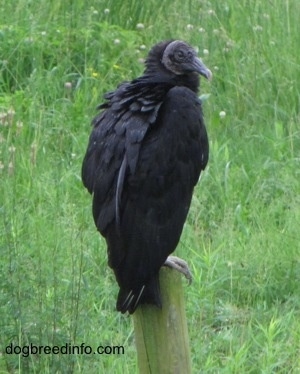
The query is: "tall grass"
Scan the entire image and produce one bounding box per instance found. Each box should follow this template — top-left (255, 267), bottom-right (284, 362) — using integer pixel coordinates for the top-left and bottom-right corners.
top-left (0, 0), bottom-right (299, 372)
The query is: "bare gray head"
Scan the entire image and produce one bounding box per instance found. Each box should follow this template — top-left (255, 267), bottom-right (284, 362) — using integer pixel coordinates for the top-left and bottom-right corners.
top-left (161, 40), bottom-right (212, 80)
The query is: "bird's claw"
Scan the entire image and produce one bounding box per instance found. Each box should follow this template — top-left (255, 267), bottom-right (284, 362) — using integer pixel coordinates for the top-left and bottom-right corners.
top-left (164, 255), bottom-right (192, 284)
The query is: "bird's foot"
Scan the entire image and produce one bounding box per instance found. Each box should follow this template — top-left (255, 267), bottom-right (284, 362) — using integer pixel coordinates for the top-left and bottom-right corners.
top-left (164, 256), bottom-right (192, 284)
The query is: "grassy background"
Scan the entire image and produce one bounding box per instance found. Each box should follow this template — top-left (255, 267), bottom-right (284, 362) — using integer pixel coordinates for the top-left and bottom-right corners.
top-left (0, 0), bottom-right (299, 372)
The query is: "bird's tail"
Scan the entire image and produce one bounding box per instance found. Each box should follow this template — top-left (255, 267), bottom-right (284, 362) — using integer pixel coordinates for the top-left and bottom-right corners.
top-left (116, 274), bottom-right (162, 314)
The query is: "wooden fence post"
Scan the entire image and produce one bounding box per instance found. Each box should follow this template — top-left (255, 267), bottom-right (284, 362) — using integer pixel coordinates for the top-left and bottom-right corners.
top-left (133, 267), bottom-right (192, 374)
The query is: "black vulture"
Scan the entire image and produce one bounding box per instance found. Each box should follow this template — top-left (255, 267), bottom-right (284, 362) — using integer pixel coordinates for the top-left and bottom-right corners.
top-left (82, 40), bottom-right (211, 314)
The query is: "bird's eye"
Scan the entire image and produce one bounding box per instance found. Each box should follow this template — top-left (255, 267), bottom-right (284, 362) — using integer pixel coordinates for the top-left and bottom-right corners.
top-left (174, 50), bottom-right (185, 61)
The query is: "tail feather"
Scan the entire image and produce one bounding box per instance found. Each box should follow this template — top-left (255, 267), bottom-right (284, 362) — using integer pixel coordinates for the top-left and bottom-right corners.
top-left (116, 274), bottom-right (162, 314)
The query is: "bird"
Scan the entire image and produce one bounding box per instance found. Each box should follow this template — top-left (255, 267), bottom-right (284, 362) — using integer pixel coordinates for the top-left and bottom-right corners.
top-left (82, 40), bottom-right (211, 314)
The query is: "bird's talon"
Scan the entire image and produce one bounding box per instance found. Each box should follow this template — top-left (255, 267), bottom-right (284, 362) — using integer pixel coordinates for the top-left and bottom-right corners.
top-left (164, 255), bottom-right (192, 284)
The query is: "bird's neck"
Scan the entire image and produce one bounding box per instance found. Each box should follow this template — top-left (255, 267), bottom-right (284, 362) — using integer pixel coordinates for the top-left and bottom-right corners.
top-left (136, 72), bottom-right (200, 94)
top-left (173, 73), bottom-right (200, 93)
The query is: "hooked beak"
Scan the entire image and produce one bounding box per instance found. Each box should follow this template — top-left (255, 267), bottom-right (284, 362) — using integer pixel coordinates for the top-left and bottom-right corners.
top-left (191, 57), bottom-right (213, 80)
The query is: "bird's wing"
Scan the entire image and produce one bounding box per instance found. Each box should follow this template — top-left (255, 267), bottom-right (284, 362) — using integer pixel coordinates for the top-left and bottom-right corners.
top-left (81, 84), bottom-right (162, 234)
top-left (107, 85), bottom-right (209, 290)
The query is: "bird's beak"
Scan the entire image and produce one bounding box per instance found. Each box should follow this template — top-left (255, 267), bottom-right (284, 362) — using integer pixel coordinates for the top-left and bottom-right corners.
top-left (191, 57), bottom-right (212, 80)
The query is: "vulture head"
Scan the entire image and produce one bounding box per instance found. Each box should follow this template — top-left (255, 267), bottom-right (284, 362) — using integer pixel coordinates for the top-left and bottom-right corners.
top-left (144, 40), bottom-right (212, 83)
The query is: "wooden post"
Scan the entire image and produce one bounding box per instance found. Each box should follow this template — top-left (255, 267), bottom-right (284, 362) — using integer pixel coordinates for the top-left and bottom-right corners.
top-left (133, 267), bottom-right (192, 374)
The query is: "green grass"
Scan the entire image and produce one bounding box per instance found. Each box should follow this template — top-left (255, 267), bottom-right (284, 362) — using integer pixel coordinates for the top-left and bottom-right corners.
top-left (0, 0), bottom-right (299, 372)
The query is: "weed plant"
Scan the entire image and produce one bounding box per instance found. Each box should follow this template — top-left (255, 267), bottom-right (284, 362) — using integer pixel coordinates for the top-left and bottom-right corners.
top-left (0, 0), bottom-right (299, 372)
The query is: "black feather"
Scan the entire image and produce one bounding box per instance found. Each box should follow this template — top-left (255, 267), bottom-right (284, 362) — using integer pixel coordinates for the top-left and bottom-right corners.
top-left (81, 40), bottom-right (211, 314)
